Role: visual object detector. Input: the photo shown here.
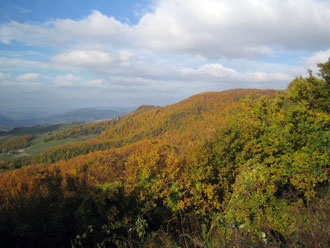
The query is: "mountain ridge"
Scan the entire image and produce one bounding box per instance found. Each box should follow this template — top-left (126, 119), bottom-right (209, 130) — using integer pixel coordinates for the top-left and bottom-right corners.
top-left (0, 107), bottom-right (126, 129)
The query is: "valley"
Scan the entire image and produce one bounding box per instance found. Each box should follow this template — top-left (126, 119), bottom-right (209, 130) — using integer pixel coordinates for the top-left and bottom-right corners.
top-left (0, 60), bottom-right (328, 247)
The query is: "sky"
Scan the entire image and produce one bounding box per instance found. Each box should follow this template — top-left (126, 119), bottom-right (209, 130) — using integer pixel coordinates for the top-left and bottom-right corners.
top-left (0, 0), bottom-right (330, 112)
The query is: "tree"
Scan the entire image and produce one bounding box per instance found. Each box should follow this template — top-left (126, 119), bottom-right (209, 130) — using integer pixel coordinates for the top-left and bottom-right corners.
top-left (318, 57), bottom-right (330, 84)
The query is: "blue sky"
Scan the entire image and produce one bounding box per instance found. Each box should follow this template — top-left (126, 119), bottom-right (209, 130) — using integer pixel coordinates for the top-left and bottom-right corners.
top-left (0, 0), bottom-right (149, 24)
top-left (0, 0), bottom-right (330, 112)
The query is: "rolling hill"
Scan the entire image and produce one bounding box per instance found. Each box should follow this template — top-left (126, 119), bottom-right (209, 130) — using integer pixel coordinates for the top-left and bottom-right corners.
top-left (0, 89), bottom-right (276, 171)
top-left (0, 60), bottom-right (329, 248)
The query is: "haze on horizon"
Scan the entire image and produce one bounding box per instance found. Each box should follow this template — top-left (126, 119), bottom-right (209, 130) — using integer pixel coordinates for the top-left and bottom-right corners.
top-left (1, 0), bottom-right (330, 112)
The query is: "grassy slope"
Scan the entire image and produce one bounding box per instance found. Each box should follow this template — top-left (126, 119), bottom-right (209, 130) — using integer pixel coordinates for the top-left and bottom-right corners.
top-left (25, 135), bottom-right (97, 155)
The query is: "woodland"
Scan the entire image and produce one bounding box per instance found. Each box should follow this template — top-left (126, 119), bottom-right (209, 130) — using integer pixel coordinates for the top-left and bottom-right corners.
top-left (0, 60), bottom-right (329, 247)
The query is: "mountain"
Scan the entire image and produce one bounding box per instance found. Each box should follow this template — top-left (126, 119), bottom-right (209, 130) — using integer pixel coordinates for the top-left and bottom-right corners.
top-left (28, 108), bottom-right (121, 125)
top-left (0, 60), bottom-right (328, 248)
top-left (0, 114), bottom-right (14, 126)
top-left (0, 108), bottom-right (127, 129)
top-left (0, 89), bottom-right (276, 170)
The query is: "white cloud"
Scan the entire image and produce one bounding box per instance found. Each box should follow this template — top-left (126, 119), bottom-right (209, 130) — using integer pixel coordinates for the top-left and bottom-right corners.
top-left (180, 63), bottom-right (293, 89)
top-left (305, 48), bottom-right (330, 71)
top-left (86, 77), bottom-right (149, 90)
top-left (196, 64), bottom-right (239, 79)
top-left (50, 48), bottom-right (135, 73)
top-left (54, 74), bottom-right (80, 87)
top-left (55, 74), bottom-right (79, 81)
top-left (0, 50), bottom-right (299, 93)
top-left (52, 50), bottom-right (113, 66)
top-left (0, 10), bottom-right (130, 46)
top-left (1, 1), bottom-right (330, 58)
top-left (0, 57), bottom-right (49, 71)
top-left (1, 0), bottom-right (330, 109)
top-left (87, 79), bottom-right (105, 87)
top-left (133, 0), bottom-right (330, 57)
top-left (16, 73), bottom-right (40, 81)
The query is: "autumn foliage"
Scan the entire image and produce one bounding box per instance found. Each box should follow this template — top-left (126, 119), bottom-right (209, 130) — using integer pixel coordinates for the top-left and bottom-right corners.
top-left (0, 60), bottom-right (329, 247)
top-left (0, 134), bottom-right (34, 153)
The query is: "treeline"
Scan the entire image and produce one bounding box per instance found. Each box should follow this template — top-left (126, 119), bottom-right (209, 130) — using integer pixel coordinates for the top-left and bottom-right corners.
top-left (0, 134), bottom-right (34, 153)
top-left (0, 60), bottom-right (329, 247)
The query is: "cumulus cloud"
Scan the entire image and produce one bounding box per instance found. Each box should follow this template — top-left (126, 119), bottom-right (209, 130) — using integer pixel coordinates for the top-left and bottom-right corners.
top-left (0, 10), bottom-right (131, 46)
top-left (0, 51), bottom-right (303, 93)
top-left (135, 0), bottom-right (330, 56)
top-left (180, 63), bottom-right (293, 89)
top-left (305, 48), bottom-right (330, 71)
top-left (51, 48), bottom-right (134, 74)
top-left (1, 1), bottom-right (330, 58)
top-left (1, 1), bottom-right (330, 108)
top-left (3, 46), bottom-right (328, 96)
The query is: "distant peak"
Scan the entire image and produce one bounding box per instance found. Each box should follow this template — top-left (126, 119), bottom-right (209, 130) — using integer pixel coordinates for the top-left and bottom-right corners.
top-left (136, 105), bottom-right (158, 111)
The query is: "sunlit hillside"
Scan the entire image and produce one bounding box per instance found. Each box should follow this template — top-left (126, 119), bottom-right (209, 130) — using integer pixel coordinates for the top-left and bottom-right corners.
top-left (0, 61), bottom-right (329, 247)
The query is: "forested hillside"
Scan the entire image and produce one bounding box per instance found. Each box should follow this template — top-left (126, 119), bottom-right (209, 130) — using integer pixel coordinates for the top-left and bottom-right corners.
top-left (0, 60), bottom-right (329, 248)
top-left (0, 89), bottom-right (275, 171)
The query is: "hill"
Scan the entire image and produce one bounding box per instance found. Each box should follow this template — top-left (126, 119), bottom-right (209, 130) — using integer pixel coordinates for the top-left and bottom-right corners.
top-left (0, 60), bottom-right (329, 248)
top-left (0, 114), bottom-right (16, 130)
top-left (0, 108), bottom-right (126, 129)
top-left (0, 89), bottom-right (275, 171)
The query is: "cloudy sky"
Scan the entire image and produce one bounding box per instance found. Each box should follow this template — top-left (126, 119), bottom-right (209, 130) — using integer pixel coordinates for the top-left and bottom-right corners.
top-left (0, 0), bottom-right (330, 112)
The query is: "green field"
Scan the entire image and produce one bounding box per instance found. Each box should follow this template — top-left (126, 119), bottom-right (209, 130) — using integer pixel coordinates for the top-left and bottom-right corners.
top-left (25, 134), bottom-right (97, 155)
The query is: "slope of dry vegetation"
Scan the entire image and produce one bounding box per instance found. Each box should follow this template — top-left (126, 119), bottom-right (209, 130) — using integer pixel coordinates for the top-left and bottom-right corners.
top-left (0, 61), bottom-right (329, 247)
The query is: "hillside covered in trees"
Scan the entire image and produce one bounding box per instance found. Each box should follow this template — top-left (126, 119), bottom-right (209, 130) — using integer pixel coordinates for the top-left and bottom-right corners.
top-left (0, 60), bottom-right (329, 247)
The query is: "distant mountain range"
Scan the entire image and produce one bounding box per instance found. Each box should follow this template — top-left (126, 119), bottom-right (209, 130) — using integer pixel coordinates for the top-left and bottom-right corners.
top-left (0, 108), bottom-right (128, 130)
